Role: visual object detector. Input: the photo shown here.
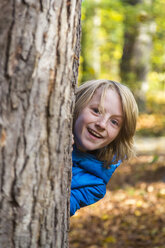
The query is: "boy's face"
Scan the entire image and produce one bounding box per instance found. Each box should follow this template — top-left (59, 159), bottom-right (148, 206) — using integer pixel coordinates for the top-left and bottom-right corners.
top-left (74, 87), bottom-right (123, 152)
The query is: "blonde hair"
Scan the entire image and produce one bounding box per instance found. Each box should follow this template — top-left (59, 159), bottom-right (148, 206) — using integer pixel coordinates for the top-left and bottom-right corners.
top-left (73, 79), bottom-right (139, 165)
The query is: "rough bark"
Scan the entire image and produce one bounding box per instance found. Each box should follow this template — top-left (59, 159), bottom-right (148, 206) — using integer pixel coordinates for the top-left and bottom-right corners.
top-left (0, 0), bottom-right (81, 247)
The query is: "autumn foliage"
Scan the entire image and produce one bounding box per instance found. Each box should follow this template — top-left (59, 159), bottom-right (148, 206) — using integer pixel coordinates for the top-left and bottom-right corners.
top-left (70, 155), bottom-right (165, 248)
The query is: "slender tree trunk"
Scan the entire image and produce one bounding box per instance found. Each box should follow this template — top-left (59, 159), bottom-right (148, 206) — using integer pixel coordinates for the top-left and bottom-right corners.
top-left (120, 0), bottom-right (154, 111)
top-left (0, 0), bottom-right (81, 247)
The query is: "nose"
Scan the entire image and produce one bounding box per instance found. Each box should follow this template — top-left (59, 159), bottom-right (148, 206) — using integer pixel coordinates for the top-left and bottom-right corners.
top-left (95, 116), bottom-right (107, 130)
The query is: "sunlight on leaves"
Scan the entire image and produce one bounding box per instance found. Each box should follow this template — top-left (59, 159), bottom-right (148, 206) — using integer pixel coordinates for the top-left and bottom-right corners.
top-left (103, 236), bottom-right (116, 244)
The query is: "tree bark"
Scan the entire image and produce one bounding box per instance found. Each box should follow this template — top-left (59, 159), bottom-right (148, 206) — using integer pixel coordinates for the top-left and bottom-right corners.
top-left (0, 0), bottom-right (81, 247)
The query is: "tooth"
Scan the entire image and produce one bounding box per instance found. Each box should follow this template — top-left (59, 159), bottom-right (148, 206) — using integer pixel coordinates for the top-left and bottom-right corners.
top-left (89, 129), bottom-right (101, 138)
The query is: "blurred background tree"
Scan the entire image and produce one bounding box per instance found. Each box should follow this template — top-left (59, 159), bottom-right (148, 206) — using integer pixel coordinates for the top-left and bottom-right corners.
top-left (120, 0), bottom-right (154, 111)
top-left (79, 0), bottom-right (165, 136)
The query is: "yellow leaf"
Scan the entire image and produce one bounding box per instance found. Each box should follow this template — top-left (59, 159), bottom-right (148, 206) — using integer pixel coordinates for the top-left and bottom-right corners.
top-left (103, 236), bottom-right (116, 244)
top-left (101, 214), bottom-right (109, 221)
top-left (134, 210), bottom-right (141, 216)
top-left (136, 200), bottom-right (143, 207)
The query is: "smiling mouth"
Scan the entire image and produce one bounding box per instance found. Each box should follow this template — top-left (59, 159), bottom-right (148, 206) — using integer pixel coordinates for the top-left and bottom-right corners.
top-left (87, 128), bottom-right (103, 139)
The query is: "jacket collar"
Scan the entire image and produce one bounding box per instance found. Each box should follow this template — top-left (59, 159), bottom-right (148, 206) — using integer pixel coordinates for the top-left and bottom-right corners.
top-left (72, 146), bottom-right (112, 184)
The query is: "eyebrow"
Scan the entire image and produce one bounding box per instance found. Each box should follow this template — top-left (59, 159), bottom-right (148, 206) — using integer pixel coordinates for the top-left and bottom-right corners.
top-left (89, 102), bottom-right (123, 118)
top-left (112, 115), bottom-right (123, 118)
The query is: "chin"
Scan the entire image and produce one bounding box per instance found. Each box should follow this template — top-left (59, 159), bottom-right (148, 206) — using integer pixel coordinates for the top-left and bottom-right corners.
top-left (82, 145), bottom-right (99, 152)
top-left (78, 144), bottom-right (95, 152)
top-left (76, 139), bottom-right (101, 152)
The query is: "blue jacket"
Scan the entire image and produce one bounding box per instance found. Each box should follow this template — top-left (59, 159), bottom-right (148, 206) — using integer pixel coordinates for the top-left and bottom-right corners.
top-left (70, 146), bottom-right (121, 216)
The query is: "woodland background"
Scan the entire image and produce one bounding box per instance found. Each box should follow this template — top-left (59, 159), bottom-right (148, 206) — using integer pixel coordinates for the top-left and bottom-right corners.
top-left (70, 0), bottom-right (165, 247)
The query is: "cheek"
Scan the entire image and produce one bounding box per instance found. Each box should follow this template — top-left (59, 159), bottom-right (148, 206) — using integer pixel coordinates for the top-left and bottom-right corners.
top-left (74, 116), bottom-right (84, 137)
top-left (114, 129), bottom-right (121, 141)
top-left (107, 127), bottom-right (120, 140)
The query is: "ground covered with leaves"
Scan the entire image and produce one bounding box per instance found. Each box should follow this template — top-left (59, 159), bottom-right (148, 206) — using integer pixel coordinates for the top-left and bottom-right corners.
top-left (69, 155), bottom-right (165, 248)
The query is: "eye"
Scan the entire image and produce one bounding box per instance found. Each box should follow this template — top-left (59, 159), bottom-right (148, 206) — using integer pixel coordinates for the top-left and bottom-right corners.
top-left (92, 108), bottom-right (100, 114)
top-left (111, 119), bottom-right (119, 126)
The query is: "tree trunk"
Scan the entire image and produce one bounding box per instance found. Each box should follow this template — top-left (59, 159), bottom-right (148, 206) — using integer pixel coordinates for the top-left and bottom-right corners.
top-left (0, 0), bottom-right (81, 247)
top-left (120, 0), bottom-right (154, 111)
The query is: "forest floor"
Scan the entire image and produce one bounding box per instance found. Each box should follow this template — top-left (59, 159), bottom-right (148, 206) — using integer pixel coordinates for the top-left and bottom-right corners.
top-left (69, 136), bottom-right (165, 248)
